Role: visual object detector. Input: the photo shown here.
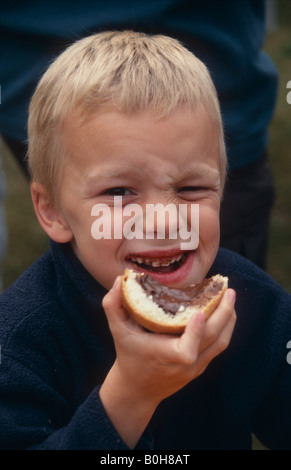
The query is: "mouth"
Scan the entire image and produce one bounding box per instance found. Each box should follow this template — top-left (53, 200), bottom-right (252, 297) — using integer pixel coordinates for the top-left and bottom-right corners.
top-left (125, 249), bottom-right (195, 285)
top-left (126, 252), bottom-right (187, 273)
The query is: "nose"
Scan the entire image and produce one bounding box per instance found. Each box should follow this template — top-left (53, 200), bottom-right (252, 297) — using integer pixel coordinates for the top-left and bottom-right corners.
top-left (143, 201), bottom-right (180, 240)
top-left (120, 195), bottom-right (199, 249)
top-left (141, 197), bottom-right (199, 250)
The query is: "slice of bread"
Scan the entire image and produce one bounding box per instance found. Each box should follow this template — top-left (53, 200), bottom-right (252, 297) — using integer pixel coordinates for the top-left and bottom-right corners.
top-left (121, 268), bottom-right (228, 334)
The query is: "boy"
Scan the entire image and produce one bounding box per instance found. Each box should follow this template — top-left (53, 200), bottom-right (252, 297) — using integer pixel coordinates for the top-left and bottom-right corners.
top-left (0, 31), bottom-right (290, 450)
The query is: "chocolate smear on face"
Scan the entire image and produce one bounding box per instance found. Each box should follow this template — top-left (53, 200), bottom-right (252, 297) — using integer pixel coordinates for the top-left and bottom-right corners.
top-left (137, 274), bottom-right (223, 315)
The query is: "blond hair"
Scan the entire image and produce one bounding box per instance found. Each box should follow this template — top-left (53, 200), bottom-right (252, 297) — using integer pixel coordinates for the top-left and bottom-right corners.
top-left (28, 30), bottom-right (226, 202)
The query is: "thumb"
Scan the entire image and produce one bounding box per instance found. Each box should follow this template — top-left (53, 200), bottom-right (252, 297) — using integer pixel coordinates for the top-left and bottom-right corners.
top-left (102, 275), bottom-right (129, 325)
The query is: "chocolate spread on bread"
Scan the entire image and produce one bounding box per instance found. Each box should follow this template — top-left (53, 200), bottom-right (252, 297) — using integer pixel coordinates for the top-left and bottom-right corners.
top-left (138, 274), bottom-right (223, 315)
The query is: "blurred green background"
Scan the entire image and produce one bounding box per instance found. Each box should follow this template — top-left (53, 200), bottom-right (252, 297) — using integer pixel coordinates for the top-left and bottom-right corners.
top-left (0, 0), bottom-right (290, 451)
top-left (264, 0), bottom-right (291, 292)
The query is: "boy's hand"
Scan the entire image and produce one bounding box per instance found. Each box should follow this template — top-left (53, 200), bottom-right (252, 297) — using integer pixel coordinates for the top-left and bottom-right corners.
top-left (100, 275), bottom-right (236, 448)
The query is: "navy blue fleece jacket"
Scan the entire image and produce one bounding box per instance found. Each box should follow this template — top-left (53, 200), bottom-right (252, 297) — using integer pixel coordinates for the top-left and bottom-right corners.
top-left (0, 241), bottom-right (290, 450)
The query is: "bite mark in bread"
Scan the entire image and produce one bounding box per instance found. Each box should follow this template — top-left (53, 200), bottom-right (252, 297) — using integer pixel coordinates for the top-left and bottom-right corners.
top-left (121, 268), bottom-right (228, 334)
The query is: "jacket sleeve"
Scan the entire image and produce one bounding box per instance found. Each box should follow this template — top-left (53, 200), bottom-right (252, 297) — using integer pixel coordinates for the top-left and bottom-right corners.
top-left (0, 351), bottom-right (152, 450)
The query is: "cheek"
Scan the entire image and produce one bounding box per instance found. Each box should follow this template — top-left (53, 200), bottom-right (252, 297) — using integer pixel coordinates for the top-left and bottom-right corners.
top-left (82, 238), bottom-right (125, 289)
top-left (198, 205), bottom-right (220, 246)
top-left (66, 208), bottom-right (121, 282)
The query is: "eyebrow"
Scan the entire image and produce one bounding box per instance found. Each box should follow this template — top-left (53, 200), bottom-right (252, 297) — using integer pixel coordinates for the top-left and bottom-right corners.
top-left (86, 168), bottom-right (137, 184)
top-left (85, 162), bottom-right (221, 187)
top-left (174, 164), bottom-right (221, 182)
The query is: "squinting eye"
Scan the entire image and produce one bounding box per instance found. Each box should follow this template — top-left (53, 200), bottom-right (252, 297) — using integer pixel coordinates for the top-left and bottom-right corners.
top-left (104, 187), bottom-right (131, 196)
top-left (179, 186), bottom-right (207, 192)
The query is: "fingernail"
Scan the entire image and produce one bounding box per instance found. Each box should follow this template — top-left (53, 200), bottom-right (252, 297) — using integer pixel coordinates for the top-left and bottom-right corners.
top-left (227, 289), bottom-right (236, 304)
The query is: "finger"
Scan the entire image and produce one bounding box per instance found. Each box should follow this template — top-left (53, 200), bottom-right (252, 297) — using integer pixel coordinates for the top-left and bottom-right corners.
top-left (173, 312), bottom-right (206, 365)
top-left (208, 288), bottom-right (236, 326)
top-left (195, 306), bottom-right (236, 373)
top-left (199, 288), bottom-right (236, 353)
top-left (102, 276), bottom-right (129, 324)
top-left (102, 276), bottom-right (145, 336)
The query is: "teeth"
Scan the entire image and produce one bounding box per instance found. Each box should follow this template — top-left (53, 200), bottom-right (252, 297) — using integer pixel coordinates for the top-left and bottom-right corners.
top-left (129, 253), bottom-right (184, 267)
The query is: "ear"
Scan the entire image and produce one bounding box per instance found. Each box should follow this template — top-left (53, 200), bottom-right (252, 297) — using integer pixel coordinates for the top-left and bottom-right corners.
top-left (31, 182), bottom-right (73, 243)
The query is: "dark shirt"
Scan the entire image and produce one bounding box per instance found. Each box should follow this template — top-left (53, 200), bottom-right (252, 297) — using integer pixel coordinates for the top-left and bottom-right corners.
top-left (0, 241), bottom-right (290, 449)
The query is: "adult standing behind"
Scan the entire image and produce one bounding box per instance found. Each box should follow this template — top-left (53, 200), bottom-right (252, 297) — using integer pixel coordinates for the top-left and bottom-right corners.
top-left (0, 0), bottom-right (278, 270)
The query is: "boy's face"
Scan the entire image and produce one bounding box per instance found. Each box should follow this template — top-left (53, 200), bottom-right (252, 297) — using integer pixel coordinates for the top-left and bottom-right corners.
top-left (53, 105), bottom-right (222, 290)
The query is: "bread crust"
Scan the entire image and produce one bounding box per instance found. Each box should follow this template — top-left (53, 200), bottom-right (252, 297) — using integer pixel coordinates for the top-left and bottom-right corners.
top-left (121, 269), bottom-right (228, 334)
